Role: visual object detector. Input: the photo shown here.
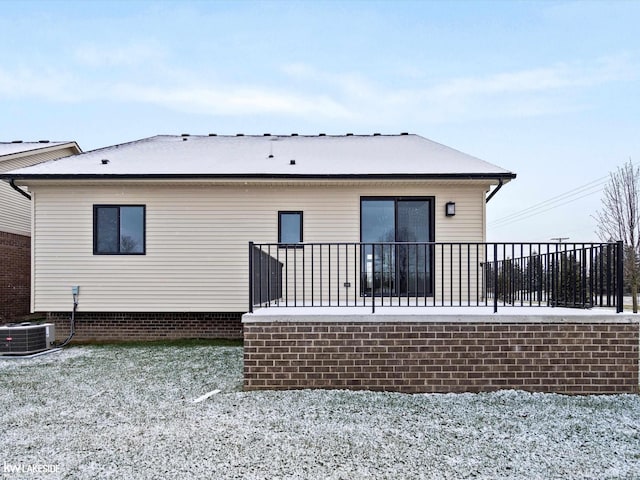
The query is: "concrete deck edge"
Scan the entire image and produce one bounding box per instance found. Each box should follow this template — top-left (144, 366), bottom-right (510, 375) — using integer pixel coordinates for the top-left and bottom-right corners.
top-left (243, 307), bottom-right (639, 324)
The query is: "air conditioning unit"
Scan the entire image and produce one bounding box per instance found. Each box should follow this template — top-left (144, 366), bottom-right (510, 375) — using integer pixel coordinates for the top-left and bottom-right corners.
top-left (0, 323), bottom-right (56, 355)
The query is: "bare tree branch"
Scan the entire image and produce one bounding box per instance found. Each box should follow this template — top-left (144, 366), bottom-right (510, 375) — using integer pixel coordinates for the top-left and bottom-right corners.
top-left (594, 159), bottom-right (639, 312)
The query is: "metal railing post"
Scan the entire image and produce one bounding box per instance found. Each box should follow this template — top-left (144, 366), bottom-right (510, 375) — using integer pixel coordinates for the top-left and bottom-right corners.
top-left (372, 243), bottom-right (376, 314)
top-left (493, 243), bottom-right (499, 314)
top-left (248, 242), bottom-right (254, 313)
top-left (617, 240), bottom-right (624, 313)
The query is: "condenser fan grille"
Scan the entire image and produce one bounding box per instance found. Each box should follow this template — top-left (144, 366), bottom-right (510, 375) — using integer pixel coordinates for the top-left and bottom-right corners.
top-left (0, 324), bottom-right (55, 355)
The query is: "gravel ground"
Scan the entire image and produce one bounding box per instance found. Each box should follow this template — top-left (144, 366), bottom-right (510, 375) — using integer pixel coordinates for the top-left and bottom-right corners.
top-left (1, 344), bottom-right (639, 479)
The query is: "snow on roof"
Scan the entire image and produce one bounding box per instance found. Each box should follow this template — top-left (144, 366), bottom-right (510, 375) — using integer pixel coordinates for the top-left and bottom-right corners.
top-left (4, 134), bottom-right (515, 179)
top-left (0, 141), bottom-right (77, 159)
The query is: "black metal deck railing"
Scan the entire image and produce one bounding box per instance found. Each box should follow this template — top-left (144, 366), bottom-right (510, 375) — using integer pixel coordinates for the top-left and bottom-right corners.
top-left (248, 241), bottom-right (624, 313)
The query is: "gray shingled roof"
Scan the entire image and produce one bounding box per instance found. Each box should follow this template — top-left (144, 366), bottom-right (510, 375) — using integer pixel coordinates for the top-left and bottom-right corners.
top-left (3, 134), bottom-right (515, 180)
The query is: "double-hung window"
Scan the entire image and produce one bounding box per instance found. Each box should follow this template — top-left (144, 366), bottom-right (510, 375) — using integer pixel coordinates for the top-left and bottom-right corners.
top-left (94, 205), bottom-right (146, 255)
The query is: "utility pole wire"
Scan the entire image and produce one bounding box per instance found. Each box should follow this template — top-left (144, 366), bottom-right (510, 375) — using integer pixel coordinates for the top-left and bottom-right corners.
top-left (490, 162), bottom-right (639, 229)
top-left (489, 176), bottom-right (608, 226)
top-left (490, 188), bottom-right (603, 229)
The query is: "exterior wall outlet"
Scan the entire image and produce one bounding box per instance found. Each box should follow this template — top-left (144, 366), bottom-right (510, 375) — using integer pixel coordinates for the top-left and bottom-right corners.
top-left (71, 286), bottom-right (79, 296)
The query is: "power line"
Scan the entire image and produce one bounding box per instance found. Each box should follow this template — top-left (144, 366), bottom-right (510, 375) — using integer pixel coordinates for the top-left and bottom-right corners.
top-left (489, 184), bottom-right (604, 229)
top-left (489, 176), bottom-right (608, 228)
top-left (489, 160), bottom-right (638, 230)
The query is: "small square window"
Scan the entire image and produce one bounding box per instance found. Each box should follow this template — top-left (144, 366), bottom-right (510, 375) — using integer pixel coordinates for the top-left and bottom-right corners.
top-left (278, 211), bottom-right (303, 245)
top-left (94, 205), bottom-right (145, 255)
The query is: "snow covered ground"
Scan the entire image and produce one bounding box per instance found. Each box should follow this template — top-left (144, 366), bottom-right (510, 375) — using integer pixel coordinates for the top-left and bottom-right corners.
top-left (1, 344), bottom-right (639, 479)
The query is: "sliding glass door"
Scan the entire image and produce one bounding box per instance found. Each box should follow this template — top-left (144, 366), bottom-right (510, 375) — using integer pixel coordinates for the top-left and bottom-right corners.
top-left (361, 197), bottom-right (433, 297)
top-left (362, 199), bottom-right (396, 296)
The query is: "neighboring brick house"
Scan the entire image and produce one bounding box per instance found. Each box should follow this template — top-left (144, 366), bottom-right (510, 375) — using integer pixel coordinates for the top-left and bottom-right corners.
top-left (0, 141), bottom-right (81, 322)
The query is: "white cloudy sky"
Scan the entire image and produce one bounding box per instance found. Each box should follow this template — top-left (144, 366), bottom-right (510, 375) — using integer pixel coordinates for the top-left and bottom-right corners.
top-left (1, 0), bottom-right (638, 241)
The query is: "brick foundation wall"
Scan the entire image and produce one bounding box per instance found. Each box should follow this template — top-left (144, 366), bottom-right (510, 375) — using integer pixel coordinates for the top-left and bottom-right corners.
top-left (0, 231), bottom-right (30, 323)
top-left (47, 312), bottom-right (243, 342)
top-left (244, 322), bottom-right (639, 394)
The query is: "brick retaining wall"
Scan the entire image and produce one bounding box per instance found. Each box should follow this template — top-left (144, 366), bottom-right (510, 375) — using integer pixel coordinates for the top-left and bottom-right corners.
top-left (243, 320), bottom-right (639, 394)
top-left (47, 312), bottom-right (243, 342)
top-left (0, 231), bottom-right (30, 323)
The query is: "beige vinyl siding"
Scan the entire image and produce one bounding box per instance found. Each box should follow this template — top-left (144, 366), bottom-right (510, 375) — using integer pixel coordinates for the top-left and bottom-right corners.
top-left (0, 146), bottom-right (79, 235)
top-left (435, 189), bottom-right (487, 303)
top-left (30, 180), bottom-right (490, 313)
top-left (0, 146), bottom-right (78, 173)
top-left (268, 228), bottom-right (489, 307)
top-left (0, 181), bottom-right (32, 236)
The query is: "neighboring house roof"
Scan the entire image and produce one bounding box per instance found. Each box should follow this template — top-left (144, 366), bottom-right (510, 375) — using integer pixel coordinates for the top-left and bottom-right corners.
top-left (0, 141), bottom-right (81, 161)
top-left (2, 134), bottom-right (515, 181)
top-left (0, 140), bottom-right (82, 237)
